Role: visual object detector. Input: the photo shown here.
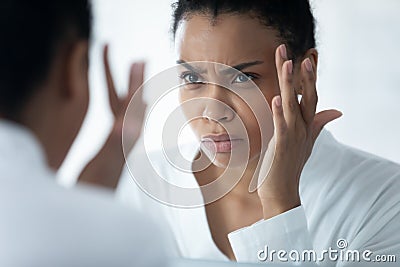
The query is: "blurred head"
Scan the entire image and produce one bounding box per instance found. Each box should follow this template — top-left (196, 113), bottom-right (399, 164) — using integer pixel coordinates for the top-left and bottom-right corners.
top-left (172, 0), bottom-right (318, 168)
top-left (0, 0), bottom-right (92, 169)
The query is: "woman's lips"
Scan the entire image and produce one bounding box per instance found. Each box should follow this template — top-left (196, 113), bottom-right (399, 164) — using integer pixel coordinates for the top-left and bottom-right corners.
top-left (200, 133), bottom-right (243, 153)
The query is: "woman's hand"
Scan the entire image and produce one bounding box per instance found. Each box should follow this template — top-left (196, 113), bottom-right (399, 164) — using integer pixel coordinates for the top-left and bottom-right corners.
top-left (104, 45), bottom-right (147, 149)
top-left (78, 45), bottom-right (146, 189)
top-left (257, 44), bottom-right (342, 219)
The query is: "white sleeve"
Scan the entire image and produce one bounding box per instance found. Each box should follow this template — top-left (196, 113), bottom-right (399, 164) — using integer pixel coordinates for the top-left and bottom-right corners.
top-left (228, 199), bottom-right (400, 266)
top-left (228, 205), bottom-right (314, 263)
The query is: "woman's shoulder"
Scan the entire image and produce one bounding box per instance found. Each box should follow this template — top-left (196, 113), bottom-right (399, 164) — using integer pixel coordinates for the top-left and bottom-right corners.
top-left (333, 133), bottom-right (400, 179)
top-left (301, 128), bottom-right (400, 216)
top-left (305, 128), bottom-right (400, 180)
top-left (301, 130), bottom-right (400, 252)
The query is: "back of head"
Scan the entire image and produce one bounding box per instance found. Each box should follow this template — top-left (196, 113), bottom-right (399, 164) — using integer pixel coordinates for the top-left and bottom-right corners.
top-left (0, 0), bottom-right (91, 120)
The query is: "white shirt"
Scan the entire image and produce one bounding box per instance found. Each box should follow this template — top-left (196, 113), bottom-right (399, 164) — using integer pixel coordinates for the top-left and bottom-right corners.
top-left (117, 128), bottom-right (400, 266)
top-left (0, 120), bottom-right (166, 267)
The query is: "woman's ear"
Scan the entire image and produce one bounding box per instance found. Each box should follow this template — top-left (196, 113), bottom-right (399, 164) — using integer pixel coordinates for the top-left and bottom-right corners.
top-left (64, 41), bottom-right (89, 100)
top-left (56, 40), bottom-right (89, 103)
top-left (305, 48), bottom-right (318, 76)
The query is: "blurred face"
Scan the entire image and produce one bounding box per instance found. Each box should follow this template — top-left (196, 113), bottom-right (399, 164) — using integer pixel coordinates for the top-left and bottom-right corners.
top-left (175, 14), bottom-right (284, 168)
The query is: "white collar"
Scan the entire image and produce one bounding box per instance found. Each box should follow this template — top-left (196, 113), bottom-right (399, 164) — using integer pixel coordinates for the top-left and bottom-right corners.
top-left (302, 127), bottom-right (339, 174)
top-left (0, 119), bottom-right (52, 178)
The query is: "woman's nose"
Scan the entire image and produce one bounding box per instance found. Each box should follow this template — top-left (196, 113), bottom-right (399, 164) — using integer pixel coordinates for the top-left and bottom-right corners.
top-left (202, 85), bottom-right (235, 122)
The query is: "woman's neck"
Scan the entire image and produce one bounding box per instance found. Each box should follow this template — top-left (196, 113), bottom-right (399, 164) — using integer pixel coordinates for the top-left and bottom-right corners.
top-left (228, 155), bottom-right (262, 196)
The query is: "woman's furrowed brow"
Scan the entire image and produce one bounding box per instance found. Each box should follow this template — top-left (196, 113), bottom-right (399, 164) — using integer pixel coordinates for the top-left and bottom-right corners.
top-left (221, 61), bottom-right (264, 75)
top-left (176, 59), bottom-right (264, 74)
top-left (176, 59), bottom-right (206, 74)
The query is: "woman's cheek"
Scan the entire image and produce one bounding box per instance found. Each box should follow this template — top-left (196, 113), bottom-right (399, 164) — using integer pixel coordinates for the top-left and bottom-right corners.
top-left (179, 97), bottom-right (203, 122)
top-left (247, 119), bottom-right (262, 154)
top-left (242, 84), bottom-right (275, 153)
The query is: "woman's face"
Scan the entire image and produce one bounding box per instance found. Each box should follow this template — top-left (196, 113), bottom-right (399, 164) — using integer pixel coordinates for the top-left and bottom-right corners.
top-left (175, 14), bottom-right (299, 168)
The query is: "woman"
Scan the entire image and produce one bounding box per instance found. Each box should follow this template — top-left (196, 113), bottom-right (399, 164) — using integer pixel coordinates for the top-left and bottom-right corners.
top-left (118, 0), bottom-right (400, 265)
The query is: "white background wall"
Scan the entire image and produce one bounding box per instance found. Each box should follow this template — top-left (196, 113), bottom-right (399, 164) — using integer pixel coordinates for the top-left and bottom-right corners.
top-left (58, 0), bottom-right (400, 185)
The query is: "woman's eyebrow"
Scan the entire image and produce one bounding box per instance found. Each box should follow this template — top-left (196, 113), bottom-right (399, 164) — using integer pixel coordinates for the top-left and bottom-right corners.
top-left (221, 60), bottom-right (264, 75)
top-left (176, 59), bottom-right (206, 74)
top-left (176, 59), bottom-right (264, 75)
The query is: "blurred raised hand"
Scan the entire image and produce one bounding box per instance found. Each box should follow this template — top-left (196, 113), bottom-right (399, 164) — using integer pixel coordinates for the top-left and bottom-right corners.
top-left (78, 45), bottom-right (146, 189)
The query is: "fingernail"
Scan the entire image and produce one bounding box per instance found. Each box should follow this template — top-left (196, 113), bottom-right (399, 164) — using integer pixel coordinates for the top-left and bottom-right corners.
top-left (131, 63), bottom-right (138, 73)
top-left (280, 44), bottom-right (287, 60)
top-left (275, 96), bottom-right (282, 107)
top-left (305, 58), bottom-right (313, 72)
top-left (287, 60), bottom-right (293, 74)
top-left (132, 62), bottom-right (145, 73)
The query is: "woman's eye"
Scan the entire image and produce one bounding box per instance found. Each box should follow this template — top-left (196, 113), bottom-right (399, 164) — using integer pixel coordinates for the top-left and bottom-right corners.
top-left (180, 72), bottom-right (203, 84)
top-left (233, 73), bottom-right (255, 83)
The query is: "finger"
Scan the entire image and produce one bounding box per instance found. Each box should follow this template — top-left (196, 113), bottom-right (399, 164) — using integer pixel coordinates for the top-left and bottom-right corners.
top-left (103, 45), bottom-right (120, 116)
top-left (123, 62), bottom-right (146, 137)
top-left (271, 95), bottom-right (287, 141)
top-left (280, 59), bottom-right (301, 124)
top-left (122, 102), bottom-right (148, 151)
top-left (123, 96), bottom-right (147, 151)
top-left (124, 62), bottom-right (145, 108)
top-left (300, 57), bottom-right (318, 124)
top-left (275, 44), bottom-right (287, 81)
top-left (311, 109), bottom-right (343, 142)
top-left (275, 44), bottom-right (301, 125)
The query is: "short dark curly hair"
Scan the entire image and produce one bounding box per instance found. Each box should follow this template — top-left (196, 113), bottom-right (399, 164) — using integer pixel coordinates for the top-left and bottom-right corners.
top-left (0, 0), bottom-right (92, 120)
top-left (171, 0), bottom-right (316, 62)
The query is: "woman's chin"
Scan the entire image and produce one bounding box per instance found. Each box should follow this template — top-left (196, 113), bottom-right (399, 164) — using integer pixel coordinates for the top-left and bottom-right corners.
top-left (208, 153), bottom-right (250, 169)
top-left (199, 143), bottom-right (254, 169)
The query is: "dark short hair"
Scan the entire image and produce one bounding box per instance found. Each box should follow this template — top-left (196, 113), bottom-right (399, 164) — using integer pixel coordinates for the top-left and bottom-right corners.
top-left (171, 0), bottom-right (316, 61)
top-left (0, 0), bottom-right (92, 120)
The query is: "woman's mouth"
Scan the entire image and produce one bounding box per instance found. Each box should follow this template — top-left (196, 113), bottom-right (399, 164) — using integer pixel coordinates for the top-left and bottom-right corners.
top-left (200, 133), bottom-right (242, 153)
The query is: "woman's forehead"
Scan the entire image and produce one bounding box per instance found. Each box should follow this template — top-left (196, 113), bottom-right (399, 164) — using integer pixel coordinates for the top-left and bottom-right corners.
top-left (175, 14), bottom-right (280, 65)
